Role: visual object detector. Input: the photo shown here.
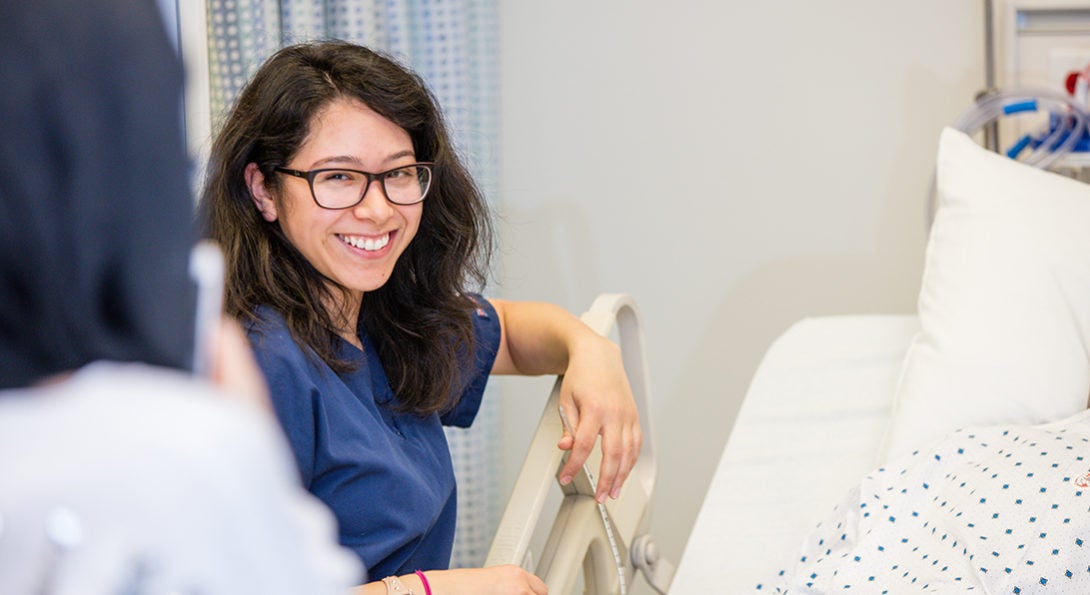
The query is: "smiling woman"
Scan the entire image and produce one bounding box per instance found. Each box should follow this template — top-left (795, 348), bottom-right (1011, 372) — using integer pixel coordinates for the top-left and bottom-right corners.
top-left (244, 98), bottom-right (426, 345)
top-left (200, 40), bottom-right (642, 595)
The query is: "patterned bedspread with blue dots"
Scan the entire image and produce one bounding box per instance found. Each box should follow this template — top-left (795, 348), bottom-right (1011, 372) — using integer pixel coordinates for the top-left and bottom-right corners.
top-left (756, 409), bottom-right (1090, 594)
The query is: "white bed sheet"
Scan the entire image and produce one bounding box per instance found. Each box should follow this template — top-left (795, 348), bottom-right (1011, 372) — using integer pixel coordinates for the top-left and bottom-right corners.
top-left (670, 314), bottom-right (920, 593)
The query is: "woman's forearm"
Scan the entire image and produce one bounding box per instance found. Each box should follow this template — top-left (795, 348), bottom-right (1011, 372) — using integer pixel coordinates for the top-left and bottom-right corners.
top-left (489, 298), bottom-right (605, 376)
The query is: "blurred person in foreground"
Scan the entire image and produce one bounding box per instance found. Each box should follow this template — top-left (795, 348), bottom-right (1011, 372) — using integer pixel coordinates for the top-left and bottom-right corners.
top-left (0, 0), bottom-right (363, 592)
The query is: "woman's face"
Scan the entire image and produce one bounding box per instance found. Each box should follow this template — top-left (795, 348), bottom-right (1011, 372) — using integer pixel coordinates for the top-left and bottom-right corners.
top-left (247, 97), bottom-right (423, 304)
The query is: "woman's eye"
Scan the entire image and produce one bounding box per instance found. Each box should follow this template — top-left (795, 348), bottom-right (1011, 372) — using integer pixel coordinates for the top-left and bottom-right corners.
top-left (318, 170), bottom-right (357, 183)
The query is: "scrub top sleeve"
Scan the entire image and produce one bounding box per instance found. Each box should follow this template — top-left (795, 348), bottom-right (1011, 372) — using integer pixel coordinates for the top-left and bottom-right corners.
top-left (248, 329), bottom-right (321, 486)
top-left (440, 294), bottom-right (500, 428)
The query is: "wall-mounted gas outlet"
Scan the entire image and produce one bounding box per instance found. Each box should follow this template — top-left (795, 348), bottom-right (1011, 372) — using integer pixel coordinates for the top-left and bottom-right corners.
top-left (996, 1), bottom-right (1090, 152)
top-left (1001, 4), bottom-right (1090, 89)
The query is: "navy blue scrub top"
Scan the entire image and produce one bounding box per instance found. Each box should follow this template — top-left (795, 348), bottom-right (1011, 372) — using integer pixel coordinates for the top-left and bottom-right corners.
top-left (246, 297), bottom-right (501, 579)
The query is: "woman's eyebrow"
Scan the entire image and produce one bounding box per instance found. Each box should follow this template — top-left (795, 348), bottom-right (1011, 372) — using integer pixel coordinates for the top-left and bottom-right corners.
top-left (386, 149), bottom-right (416, 161)
top-left (310, 155), bottom-right (362, 168)
top-left (310, 150), bottom-right (418, 169)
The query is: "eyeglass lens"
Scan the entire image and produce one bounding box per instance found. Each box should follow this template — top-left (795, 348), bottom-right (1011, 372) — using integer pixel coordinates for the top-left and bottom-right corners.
top-left (312, 165), bottom-right (430, 208)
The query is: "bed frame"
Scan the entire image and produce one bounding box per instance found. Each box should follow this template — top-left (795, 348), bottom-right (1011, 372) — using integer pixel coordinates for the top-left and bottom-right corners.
top-left (485, 294), bottom-right (675, 595)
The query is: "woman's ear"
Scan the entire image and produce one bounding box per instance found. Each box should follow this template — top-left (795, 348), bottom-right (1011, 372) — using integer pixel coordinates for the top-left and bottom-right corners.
top-left (245, 163), bottom-right (278, 222)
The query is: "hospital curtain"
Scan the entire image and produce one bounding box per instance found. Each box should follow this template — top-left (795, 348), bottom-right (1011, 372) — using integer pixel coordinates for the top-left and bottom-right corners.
top-left (204, 0), bottom-right (501, 568)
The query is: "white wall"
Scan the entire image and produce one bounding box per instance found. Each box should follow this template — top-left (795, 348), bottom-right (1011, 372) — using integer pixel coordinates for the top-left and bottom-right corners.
top-left (493, 1), bottom-right (985, 584)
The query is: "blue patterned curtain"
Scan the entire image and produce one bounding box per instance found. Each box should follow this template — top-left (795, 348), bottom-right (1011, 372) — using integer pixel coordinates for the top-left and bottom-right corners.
top-left (205, 0), bottom-right (500, 568)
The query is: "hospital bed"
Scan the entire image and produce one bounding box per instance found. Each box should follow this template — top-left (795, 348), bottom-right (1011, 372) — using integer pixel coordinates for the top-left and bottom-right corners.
top-left (483, 125), bottom-right (1090, 592)
top-left (672, 127), bottom-right (1090, 592)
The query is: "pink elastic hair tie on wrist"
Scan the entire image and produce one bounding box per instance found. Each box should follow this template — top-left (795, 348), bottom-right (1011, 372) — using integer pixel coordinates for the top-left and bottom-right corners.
top-left (414, 570), bottom-right (432, 595)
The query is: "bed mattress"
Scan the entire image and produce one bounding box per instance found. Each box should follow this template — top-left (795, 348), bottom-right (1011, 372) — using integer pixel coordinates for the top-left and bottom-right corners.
top-left (670, 314), bottom-right (920, 593)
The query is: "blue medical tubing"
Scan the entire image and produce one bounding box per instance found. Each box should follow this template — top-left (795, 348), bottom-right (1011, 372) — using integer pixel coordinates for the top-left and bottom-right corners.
top-left (930, 87), bottom-right (1090, 226)
top-left (952, 87), bottom-right (1088, 170)
top-left (1002, 99), bottom-right (1038, 115)
top-left (1006, 134), bottom-right (1033, 159)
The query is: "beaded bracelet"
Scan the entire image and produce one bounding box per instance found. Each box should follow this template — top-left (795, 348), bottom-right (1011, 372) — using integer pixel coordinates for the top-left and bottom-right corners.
top-left (414, 570), bottom-right (432, 595)
top-left (381, 576), bottom-right (413, 595)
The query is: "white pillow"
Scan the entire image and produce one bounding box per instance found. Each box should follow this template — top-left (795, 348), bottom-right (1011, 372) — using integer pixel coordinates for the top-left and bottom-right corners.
top-left (878, 127), bottom-right (1090, 464)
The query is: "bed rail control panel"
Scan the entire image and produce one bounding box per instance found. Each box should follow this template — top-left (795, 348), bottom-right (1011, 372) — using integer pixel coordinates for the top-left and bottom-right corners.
top-left (485, 293), bottom-right (673, 595)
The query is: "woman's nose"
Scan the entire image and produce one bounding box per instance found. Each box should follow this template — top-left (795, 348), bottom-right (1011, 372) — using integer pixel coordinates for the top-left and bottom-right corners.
top-left (352, 181), bottom-right (394, 220)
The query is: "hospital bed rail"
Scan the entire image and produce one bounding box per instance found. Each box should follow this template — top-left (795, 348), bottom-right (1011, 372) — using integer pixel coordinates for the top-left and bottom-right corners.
top-left (485, 293), bottom-right (674, 594)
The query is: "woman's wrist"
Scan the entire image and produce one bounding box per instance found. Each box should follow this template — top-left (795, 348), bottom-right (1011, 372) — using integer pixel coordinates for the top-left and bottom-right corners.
top-left (381, 576), bottom-right (413, 595)
top-left (414, 570), bottom-right (432, 595)
top-left (567, 330), bottom-right (620, 368)
top-left (386, 571), bottom-right (431, 595)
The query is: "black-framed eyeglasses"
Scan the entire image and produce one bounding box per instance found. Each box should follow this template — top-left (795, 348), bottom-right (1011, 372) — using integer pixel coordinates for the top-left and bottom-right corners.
top-left (273, 162), bottom-right (434, 209)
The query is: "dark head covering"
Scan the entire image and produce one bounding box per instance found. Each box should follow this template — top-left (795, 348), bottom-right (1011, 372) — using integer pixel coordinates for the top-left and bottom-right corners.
top-left (0, 0), bottom-right (197, 388)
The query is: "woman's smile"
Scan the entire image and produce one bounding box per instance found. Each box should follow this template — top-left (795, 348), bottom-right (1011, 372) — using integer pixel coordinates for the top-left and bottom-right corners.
top-left (336, 231), bottom-right (393, 255)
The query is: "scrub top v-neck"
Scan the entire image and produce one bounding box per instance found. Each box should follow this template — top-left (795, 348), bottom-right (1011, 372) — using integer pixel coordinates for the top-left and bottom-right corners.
top-left (246, 297), bottom-right (501, 579)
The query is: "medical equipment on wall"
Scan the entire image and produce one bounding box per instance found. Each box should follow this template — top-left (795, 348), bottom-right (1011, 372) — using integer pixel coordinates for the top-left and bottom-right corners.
top-left (952, 87), bottom-right (1088, 170)
top-left (981, 0), bottom-right (1090, 174)
top-left (925, 0), bottom-right (1090, 225)
top-left (486, 294), bottom-right (674, 595)
top-left (927, 84), bottom-right (1090, 224)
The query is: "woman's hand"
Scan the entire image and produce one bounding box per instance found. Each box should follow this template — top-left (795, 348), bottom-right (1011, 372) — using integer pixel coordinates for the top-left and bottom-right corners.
top-left (555, 334), bottom-right (641, 503)
top-left (424, 566), bottom-right (547, 595)
top-left (355, 566), bottom-right (547, 595)
top-left (488, 298), bottom-right (642, 504)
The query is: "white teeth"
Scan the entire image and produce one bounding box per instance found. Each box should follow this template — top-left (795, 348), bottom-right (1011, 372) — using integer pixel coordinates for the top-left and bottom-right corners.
top-left (340, 233), bottom-right (390, 251)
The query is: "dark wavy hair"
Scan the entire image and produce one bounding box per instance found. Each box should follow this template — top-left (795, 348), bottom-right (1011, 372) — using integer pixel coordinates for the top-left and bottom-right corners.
top-left (200, 40), bottom-right (493, 415)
